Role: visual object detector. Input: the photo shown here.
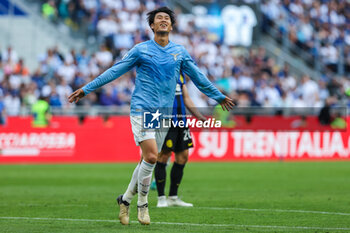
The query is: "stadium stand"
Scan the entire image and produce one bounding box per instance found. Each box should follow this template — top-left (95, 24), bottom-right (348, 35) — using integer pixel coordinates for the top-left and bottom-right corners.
top-left (261, 0), bottom-right (350, 74)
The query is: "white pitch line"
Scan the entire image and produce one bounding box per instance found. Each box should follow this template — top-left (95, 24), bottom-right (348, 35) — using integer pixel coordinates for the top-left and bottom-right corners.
top-left (0, 216), bottom-right (115, 223)
top-left (2, 203), bottom-right (349, 217)
top-left (196, 207), bottom-right (350, 216)
top-left (0, 216), bottom-right (350, 231)
top-left (0, 204), bottom-right (88, 207)
top-left (2, 203), bottom-right (350, 217)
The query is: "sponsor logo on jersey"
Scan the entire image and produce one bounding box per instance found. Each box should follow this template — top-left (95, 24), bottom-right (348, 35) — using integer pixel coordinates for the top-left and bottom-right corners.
top-left (166, 139), bottom-right (173, 148)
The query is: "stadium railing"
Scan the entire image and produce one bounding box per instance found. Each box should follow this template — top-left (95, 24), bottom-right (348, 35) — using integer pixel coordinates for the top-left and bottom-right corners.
top-left (9, 105), bottom-right (348, 117)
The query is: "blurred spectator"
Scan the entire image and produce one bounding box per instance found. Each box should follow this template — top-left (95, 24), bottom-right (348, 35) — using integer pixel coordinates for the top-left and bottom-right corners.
top-left (320, 43), bottom-right (338, 72)
top-left (58, 0), bottom-right (70, 21)
top-left (32, 96), bottom-right (51, 127)
top-left (0, 95), bottom-right (5, 125)
top-left (331, 112), bottom-right (347, 129)
top-left (99, 86), bottom-right (119, 106)
top-left (3, 91), bottom-right (21, 116)
top-left (318, 97), bottom-right (333, 125)
top-left (22, 82), bottom-right (39, 107)
top-left (300, 75), bottom-right (318, 106)
top-left (1, 46), bottom-right (18, 63)
top-left (97, 15), bottom-right (119, 40)
top-left (238, 70), bottom-right (254, 92)
top-left (293, 94), bottom-right (307, 108)
top-left (13, 58), bottom-right (29, 76)
top-left (42, 0), bottom-right (57, 23)
top-left (215, 68), bottom-right (235, 94)
top-left (49, 88), bottom-right (62, 107)
top-left (57, 59), bottom-right (76, 85)
top-left (56, 79), bottom-right (73, 107)
top-left (95, 44), bottom-right (113, 68)
top-left (113, 29), bottom-right (134, 50)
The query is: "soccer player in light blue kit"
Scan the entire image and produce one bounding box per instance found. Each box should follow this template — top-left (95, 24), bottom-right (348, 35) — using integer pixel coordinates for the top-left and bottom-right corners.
top-left (68, 7), bottom-right (234, 225)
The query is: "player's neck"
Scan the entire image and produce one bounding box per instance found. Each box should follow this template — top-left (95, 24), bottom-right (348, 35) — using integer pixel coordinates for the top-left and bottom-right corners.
top-left (154, 33), bottom-right (169, 47)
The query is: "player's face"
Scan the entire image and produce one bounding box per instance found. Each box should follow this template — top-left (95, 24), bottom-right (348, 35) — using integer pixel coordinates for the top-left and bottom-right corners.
top-left (152, 12), bottom-right (172, 33)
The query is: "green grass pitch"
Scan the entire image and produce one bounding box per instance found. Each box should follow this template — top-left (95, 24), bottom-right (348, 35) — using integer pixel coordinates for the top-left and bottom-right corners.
top-left (0, 162), bottom-right (350, 232)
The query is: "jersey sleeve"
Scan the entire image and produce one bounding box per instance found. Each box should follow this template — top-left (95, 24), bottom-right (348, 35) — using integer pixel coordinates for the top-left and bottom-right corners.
top-left (82, 46), bottom-right (140, 95)
top-left (181, 48), bottom-right (226, 103)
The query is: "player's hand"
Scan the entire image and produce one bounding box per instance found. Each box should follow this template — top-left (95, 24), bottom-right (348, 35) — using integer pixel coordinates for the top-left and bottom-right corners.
top-left (68, 89), bottom-right (85, 103)
top-left (220, 96), bottom-right (235, 111)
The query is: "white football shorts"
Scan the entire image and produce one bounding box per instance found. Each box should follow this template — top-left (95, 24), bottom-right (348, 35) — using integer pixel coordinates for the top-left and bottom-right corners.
top-left (130, 115), bottom-right (169, 152)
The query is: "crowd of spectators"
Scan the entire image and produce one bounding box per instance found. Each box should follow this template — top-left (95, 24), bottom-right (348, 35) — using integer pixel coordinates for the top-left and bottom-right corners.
top-left (0, 0), bottom-right (349, 120)
top-left (261, 0), bottom-right (350, 74)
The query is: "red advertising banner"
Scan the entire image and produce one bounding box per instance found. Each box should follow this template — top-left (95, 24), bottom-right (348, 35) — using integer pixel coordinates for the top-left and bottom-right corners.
top-left (0, 116), bottom-right (139, 163)
top-left (188, 131), bottom-right (350, 161)
top-left (0, 116), bottom-right (349, 163)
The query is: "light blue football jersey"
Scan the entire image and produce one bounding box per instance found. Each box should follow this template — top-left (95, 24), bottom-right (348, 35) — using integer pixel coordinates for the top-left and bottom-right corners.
top-left (82, 39), bottom-right (225, 115)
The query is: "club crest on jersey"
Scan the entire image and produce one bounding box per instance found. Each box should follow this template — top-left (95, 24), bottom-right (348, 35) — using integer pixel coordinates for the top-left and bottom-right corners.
top-left (171, 53), bottom-right (180, 61)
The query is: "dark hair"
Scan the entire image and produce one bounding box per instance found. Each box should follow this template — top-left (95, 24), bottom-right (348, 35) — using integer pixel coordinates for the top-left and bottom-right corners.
top-left (147, 7), bottom-right (176, 32)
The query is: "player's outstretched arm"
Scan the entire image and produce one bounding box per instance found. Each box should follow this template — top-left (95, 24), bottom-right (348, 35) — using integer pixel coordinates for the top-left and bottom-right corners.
top-left (68, 89), bottom-right (85, 103)
top-left (220, 96), bottom-right (235, 111)
top-left (75, 46), bottom-right (140, 98)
